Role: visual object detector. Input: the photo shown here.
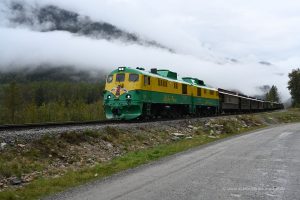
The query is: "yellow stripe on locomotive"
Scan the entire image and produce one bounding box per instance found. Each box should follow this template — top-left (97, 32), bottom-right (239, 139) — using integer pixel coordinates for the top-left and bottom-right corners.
top-left (103, 67), bottom-right (219, 120)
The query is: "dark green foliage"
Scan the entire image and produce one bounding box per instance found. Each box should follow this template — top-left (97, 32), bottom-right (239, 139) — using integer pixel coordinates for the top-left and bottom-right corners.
top-left (0, 66), bottom-right (106, 124)
top-left (288, 68), bottom-right (300, 107)
top-left (265, 85), bottom-right (280, 102)
top-left (0, 81), bottom-right (105, 124)
top-left (3, 82), bottom-right (22, 123)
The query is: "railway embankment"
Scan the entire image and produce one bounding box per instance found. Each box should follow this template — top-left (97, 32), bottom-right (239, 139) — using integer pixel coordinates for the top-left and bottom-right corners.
top-left (0, 109), bottom-right (300, 200)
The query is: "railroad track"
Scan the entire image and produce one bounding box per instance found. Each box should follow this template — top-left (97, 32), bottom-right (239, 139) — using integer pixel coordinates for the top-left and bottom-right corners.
top-left (0, 120), bottom-right (117, 131)
top-left (0, 110), bottom-right (283, 132)
top-left (0, 118), bottom-right (178, 131)
top-left (0, 115), bottom-right (202, 131)
top-left (0, 117), bottom-right (192, 131)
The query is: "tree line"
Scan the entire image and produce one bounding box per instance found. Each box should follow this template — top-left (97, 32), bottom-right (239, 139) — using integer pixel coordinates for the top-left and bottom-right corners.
top-left (0, 81), bottom-right (105, 124)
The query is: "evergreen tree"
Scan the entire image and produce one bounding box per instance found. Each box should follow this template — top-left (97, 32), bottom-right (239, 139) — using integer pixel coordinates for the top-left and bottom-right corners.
top-left (4, 82), bottom-right (22, 123)
top-left (265, 85), bottom-right (280, 102)
top-left (288, 68), bottom-right (300, 107)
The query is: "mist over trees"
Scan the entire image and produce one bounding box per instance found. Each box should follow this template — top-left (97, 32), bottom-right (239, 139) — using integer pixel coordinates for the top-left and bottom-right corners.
top-left (288, 68), bottom-right (300, 107)
top-left (0, 66), bottom-right (105, 83)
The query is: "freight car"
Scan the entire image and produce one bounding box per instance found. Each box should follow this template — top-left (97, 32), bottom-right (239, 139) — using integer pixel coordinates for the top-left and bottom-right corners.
top-left (103, 67), bottom-right (283, 120)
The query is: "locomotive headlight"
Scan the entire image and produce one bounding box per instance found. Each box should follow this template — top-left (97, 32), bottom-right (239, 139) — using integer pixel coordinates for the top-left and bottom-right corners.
top-left (107, 95), bottom-right (111, 99)
top-left (126, 94), bottom-right (131, 99)
top-left (118, 67), bottom-right (125, 71)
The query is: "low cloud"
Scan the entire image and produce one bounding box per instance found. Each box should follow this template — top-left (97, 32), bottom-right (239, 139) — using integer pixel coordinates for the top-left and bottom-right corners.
top-left (0, 26), bottom-right (290, 100)
top-left (0, 0), bottom-right (299, 101)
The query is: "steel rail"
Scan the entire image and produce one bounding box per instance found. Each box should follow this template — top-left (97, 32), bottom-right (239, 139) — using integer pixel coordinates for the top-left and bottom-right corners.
top-left (0, 120), bottom-right (116, 131)
top-left (0, 110), bottom-right (283, 132)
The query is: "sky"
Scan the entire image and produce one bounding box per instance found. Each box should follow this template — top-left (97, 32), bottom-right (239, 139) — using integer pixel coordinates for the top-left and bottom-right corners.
top-left (0, 0), bottom-right (300, 101)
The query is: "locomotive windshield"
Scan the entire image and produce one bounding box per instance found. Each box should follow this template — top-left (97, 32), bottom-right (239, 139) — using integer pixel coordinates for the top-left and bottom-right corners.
top-left (129, 74), bottom-right (139, 82)
top-left (116, 74), bottom-right (125, 82)
top-left (107, 75), bottom-right (113, 83)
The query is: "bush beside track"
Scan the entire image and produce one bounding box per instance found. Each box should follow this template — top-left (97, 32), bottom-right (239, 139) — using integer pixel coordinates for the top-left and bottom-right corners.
top-left (0, 109), bottom-right (299, 200)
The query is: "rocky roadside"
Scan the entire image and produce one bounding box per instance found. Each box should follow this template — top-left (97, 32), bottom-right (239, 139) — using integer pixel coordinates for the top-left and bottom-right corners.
top-left (0, 114), bottom-right (267, 191)
top-left (0, 114), bottom-right (264, 144)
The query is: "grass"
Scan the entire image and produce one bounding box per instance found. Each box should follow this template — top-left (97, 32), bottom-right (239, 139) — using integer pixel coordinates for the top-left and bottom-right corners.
top-left (258, 108), bottom-right (300, 124)
top-left (0, 129), bottom-right (257, 200)
top-left (0, 109), bottom-right (300, 200)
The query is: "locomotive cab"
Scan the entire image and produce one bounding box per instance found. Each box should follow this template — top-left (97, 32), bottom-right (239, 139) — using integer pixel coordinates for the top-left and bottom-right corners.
top-left (103, 67), bottom-right (144, 120)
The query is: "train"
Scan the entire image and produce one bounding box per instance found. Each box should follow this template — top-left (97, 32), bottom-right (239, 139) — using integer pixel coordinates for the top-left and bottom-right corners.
top-left (103, 67), bottom-right (284, 120)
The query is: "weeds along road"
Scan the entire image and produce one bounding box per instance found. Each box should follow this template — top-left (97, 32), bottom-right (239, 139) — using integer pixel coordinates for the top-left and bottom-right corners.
top-left (46, 123), bottom-right (300, 200)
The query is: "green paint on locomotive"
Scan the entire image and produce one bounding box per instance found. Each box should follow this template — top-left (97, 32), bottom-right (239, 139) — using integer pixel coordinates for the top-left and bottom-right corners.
top-left (104, 89), bottom-right (219, 120)
top-left (103, 67), bottom-right (219, 120)
top-left (104, 90), bottom-right (142, 120)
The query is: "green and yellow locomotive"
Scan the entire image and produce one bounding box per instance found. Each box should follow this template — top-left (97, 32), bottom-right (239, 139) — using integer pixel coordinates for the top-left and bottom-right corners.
top-left (103, 67), bottom-right (219, 120)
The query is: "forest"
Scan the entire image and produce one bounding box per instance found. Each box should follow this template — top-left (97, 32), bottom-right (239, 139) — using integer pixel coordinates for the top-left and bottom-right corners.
top-left (0, 67), bottom-right (105, 124)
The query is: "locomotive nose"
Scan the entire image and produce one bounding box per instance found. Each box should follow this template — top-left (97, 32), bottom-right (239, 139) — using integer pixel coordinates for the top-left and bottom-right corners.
top-left (112, 107), bottom-right (122, 116)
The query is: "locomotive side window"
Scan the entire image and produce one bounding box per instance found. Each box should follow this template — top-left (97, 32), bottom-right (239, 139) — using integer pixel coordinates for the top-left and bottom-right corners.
top-left (116, 74), bottom-right (125, 82)
top-left (182, 84), bottom-right (187, 94)
top-left (107, 75), bottom-right (113, 83)
top-left (158, 79), bottom-right (168, 87)
top-left (174, 82), bottom-right (178, 89)
top-left (197, 88), bottom-right (201, 96)
top-left (144, 75), bottom-right (150, 85)
top-left (210, 90), bottom-right (214, 95)
top-left (144, 76), bottom-right (148, 85)
top-left (163, 80), bottom-right (167, 87)
top-left (129, 74), bottom-right (139, 82)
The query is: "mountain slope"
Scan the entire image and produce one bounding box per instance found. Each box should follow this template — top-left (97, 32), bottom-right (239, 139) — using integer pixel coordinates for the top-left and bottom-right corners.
top-left (7, 1), bottom-right (173, 51)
